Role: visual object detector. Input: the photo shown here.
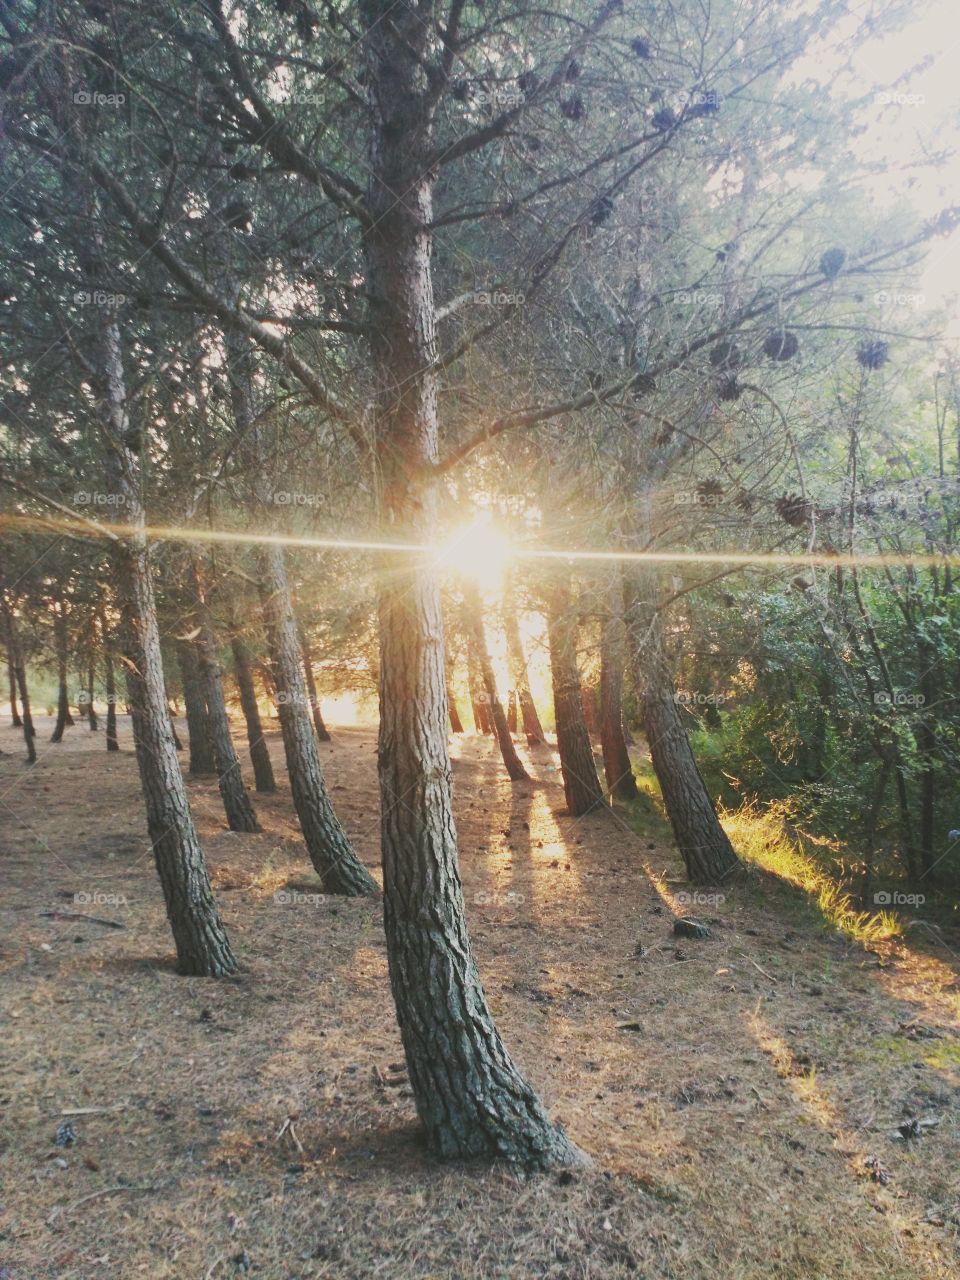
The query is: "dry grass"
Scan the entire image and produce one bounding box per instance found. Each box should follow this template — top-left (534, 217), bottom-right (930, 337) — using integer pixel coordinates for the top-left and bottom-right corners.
top-left (1, 716), bottom-right (959, 1279)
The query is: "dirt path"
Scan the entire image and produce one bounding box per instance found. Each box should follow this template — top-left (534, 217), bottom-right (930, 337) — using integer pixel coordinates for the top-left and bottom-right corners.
top-left (1, 718), bottom-right (958, 1279)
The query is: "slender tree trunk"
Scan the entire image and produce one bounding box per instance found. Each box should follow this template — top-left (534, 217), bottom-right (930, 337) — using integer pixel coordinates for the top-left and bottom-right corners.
top-left (85, 659), bottom-right (99, 730)
top-left (503, 597), bottom-right (546, 744)
top-left (447, 680), bottom-right (465, 733)
top-left (2, 595), bottom-right (37, 763)
top-left (188, 561), bottom-right (259, 833)
top-left (258, 544), bottom-right (376, 894)
top-left (362, 6), bottom-right (582, 1167)
top-left (600, 572), bottom-right (637, 800)
top-left (218, 309), bottom-right (371, 893)
top-left (506, 689), bottom-right (518, 734)
top-left (301, 635), bottom-right (331, 741)
top-left (176, 639), bottom-right (216, 775)
top-left (103, 623), bottom-right (119, 752)
top-left (624, 572), bottom-right (742, 884)
top-left (230, 633), bottom-right (276, 792)
top-left (50, 604), bottom-right (70, 742)
top-left (97, 311), bottom-right (235, 975)
top-left (463, 584), bottom-right (528, 781)
top-left (545, 576), bottom-right (605, 816)
top-left (8, 656), bottom-right (22, 727)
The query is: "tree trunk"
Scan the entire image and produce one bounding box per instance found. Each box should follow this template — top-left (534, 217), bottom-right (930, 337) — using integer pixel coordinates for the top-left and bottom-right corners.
top-left (85, 659), bottom-right (99, 730)
top-left (624, 572), bottom-right (742, 884)
top-left (103, 624), bottom-right (119, 752)
top-left (545, 577), bottom-right (605, 816)
top-left (188, 561), bottom-right (259, 833)
top-left (230, 633), bottom-right (276, 792)
top-left (362, 6), bottom-right (581, 1168)
top-left (8, 655), bottom-right (22, 726)
top-left (467, 645), bottom-right (493, 733)
top-left (506, 689), bottom-right (518, 734)
top-left (2, 595), bottom-right (37, 763)
top-left (258, 543), bottom-right (376, 894)
top-left (503, 597), bottom-right (546, 744)
top-left (218, 309), bottom-right (371, 892)
top-left (301, 634), bottom-right (332, 741)
top-left (462, 583), bottom-right (528, 781)
top-left (176, 639), bottom-right (216, 775)
top-left (447, 679), bottom-right (465, 733)
top-left (50, 604), bottom-right (71, 742)
top-left (97, 311), bottom-right (235, 975)
top-left (600, 571), bottom-right (637, 800)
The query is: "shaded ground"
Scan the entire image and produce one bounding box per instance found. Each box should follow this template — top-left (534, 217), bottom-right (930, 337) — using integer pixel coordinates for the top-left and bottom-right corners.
top-left (1, 715), bottom-right (959, 1279)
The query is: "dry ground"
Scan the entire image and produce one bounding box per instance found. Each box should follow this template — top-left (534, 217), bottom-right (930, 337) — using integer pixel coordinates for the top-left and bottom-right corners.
top-left (1, 714), bottom-right (959, 1280)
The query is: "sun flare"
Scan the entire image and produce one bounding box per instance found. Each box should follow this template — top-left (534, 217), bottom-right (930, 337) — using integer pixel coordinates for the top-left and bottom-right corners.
top-left (435, 513), bottom-right (515, 588)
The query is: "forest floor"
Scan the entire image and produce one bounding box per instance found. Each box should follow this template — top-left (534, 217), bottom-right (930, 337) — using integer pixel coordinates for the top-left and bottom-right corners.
top-left (1, 716), bottom-right (959, 1280)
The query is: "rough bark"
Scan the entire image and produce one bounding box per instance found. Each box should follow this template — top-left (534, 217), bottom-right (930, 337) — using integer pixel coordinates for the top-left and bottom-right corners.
top-left (230, 633), bottom-right (276, 792)
top-left (258, 543), bottom-right (376, 894)
top-left (301, 634), bottom-right (332, 742)
top-left (503, 597), bottom-right (546, 744)
top-left (600, 571), bottom-right (638, 800)
top-left (546, 577), bottom-right (605, 816)
top-left (624, 572), bottom-right (742, 884)
top-left (363, 4), bottom-right (581, 1167)
top-left (188, 569), bottom-right (259, 833)
top-left (176, 639), bottom-right (216, 775)
top-left (97, 312), bottom-right (235, 975)
top-left (463, 583), bottom-right (528, 781)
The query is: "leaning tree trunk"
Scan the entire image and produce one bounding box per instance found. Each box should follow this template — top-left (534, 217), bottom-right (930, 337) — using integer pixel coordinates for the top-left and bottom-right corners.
top-left (301, 634), bottom-right (331, 742)
top-left (50, 604), bottom-right (71, 742)
top-left (624, 571), bottom-right (742, 884)
top-left (2, 593), bottom-right (37, 763)
top-left (463, 583), bottom-right (528, 781)
top-left (8, 657), bottom-right (22, 727)
top-left (230, 633), bottom-right (276, 792)
top-left (363, 6), bottom-right (581, 1167)
top-left (258, 544), bottom-right (376, 894)
top-left (546, 576), bottom-right (605, 816)
top-left (188, 559), bottom-right (259, 833)
top-left (504, 594), bottom-right (546, 744)
top-left (176, 639), bottom-right (216, 775)
top-left (96, 311), bottom-right (235, 975)
top-left (600, 571), bottom-right (638, 800)
top-left (218, 308), bottom-right (372, 893)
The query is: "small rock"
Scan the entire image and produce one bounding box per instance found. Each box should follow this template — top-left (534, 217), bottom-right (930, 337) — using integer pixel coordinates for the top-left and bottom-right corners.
top-left (673, 918), bottom-right (712, 940)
